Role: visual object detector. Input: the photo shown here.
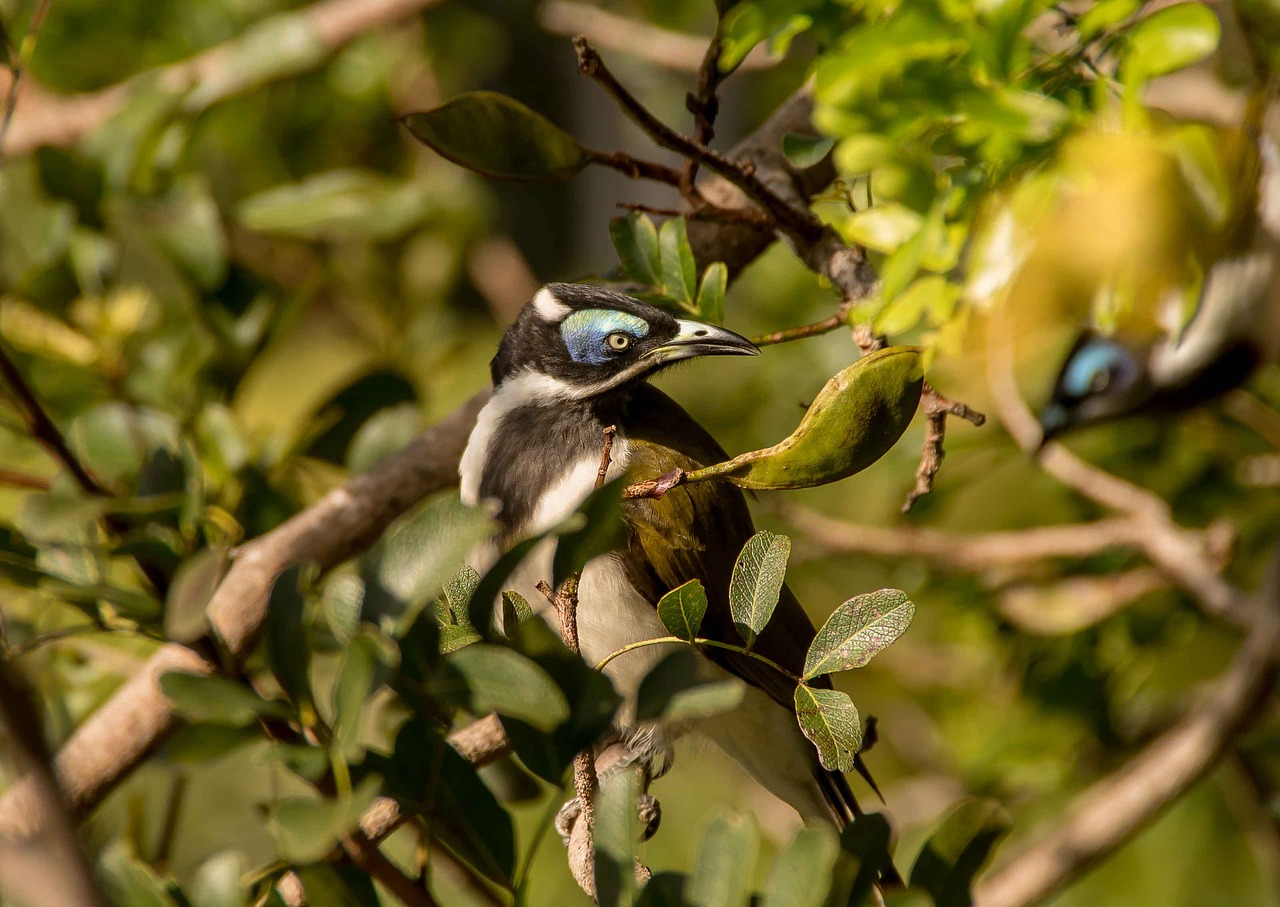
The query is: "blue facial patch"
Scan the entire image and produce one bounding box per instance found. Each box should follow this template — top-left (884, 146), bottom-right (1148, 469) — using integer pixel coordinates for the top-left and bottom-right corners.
top-left (560, 308), bottom-right (650, 365)
top-left (1062, 340), bottom-right (1127, 398)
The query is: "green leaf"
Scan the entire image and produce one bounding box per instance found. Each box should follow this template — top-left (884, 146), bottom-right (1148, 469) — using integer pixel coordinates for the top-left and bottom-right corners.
top-left (432, 643), bottom-right (570, 731)
top-left (782, 133), bottom-right (836, 169)
top-left (551, 478), bottom-right (626, 588)
top-left (1079, 0), bottom-right (1140, 39)
top-left (98, 841), bottom-right (177, 907)
top-left (657, 579), bottom-right (708, 641)
top-left (635, 649), bottom-right (746, 723)
top-left (695, 262), bottom-right (727, 325)
top-left (332, 630), bottom-right (385, 752)
top-left (688, 812), bottom-right (759, 907)
top-left (346, 403), bottom-right (423, 474)
top-left (842, 203), bottom-right (922, 253)
top-left (610, 212), bottom-right (661, 285)
top-left (685, 347), bottom-right (924, 491)
top-left (165, 724), bottom-right (262, 764)
top-left (794, 684), bottom-right (862, 772)
top-left (594, 767), bottom-right (642, 907)
top-left (291, 864), bottom-right (379, 907)
top-left (401, 91), bottom-right (591, 182)
top-left (501, 590), bottom-right (533, 636)
top-left (840, 813), bottom-right (897, 907)
top-left (159, 672), bottom-right (288, 726)
top-left (762, 826), bottom-right (839, 907)
top-left (372, 717), bottom-right (515, 885)
top-left (729, 531), bottom-right (791, 647)
top-left (265, 566), bottom-right (312, 709)
top-left (272, 775), bottom-right (381, 863)
top-left (909, 799), bottom-right (1012, 907)
top-left (235, 169), bottom-right (436, 242)
top-left (659, 218), bottom-right (697, 305)
top-left (1124, 3), bottom-right (1221, 80)
top-left (803, 589), bottom-right (915, 680)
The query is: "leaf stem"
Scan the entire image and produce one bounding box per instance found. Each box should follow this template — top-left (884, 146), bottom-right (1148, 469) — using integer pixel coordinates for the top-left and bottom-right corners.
top-left (594, 635), bottom-right (802, 683)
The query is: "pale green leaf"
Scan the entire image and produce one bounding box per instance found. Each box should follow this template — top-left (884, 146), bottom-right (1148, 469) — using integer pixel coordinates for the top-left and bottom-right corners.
top-left (729, 531), bottom-right (791, 647)
top-left (656, 579), bottom-right (708, 641)
top-left (794, 684), bottom-right (862, 772)
top-left (803, 589), bottom-right (914, 680)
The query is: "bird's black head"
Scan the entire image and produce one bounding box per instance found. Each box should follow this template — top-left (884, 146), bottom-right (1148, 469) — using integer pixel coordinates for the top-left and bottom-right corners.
top-left (1038, 331), bottom-right (1149, 445)
top-left (490, 283), bottom-right (758, 396)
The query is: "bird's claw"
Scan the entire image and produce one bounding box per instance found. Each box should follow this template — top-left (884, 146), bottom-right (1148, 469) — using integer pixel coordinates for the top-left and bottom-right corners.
top-left (555, 792), bottom-right (662, 845)
top-left (556, 796), bottom-right (582, 845)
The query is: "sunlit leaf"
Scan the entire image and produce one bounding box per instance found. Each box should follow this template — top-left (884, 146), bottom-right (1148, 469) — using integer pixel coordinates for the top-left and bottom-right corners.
top-left (794, 684), bottom-right (862, 772)
top-left (1124, 3), bottom-right (1220, 81)
top-left (782, 133), bottom-right (836, 169)
top-left (729, 531), bottom-right (791, 647)
top-left (803, 589), bottom-right (915, 680)
top-left (402, 91), bottom-right (591, 181)
top-left (695, 262), bottom-right (727, 325)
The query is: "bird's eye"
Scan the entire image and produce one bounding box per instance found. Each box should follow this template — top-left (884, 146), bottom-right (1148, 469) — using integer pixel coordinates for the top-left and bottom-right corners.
top-left (606, 332), bottom-right (631, 352)
top-left (1088, 366), bottom-right (1113, 394)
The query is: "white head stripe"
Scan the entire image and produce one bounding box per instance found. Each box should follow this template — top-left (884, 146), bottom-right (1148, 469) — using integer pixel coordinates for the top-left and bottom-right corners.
top-left (533, 287), bottom-right (571, 322)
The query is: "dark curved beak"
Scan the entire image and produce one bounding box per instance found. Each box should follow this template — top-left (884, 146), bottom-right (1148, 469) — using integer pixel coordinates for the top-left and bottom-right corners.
top-left (644, 319), bottom-right (760, 364)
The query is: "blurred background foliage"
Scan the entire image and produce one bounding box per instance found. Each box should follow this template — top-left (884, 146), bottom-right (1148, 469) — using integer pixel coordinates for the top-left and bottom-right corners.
top-left (0, 0), bottom-right (1277, 904)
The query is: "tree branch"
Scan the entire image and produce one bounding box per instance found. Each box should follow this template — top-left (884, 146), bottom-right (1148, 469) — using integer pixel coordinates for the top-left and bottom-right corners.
top-left (0, 0), bottom-right (447, 159)
top-left (0, 87), bottom-right (826, 847)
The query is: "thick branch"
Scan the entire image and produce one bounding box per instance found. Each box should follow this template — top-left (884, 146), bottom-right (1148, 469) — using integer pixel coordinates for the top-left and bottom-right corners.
top-left (2, 88), bottom-right (824, 841)
top-left (0, 0), bottom-right (447, 158)
top-left (975, 606), bottom-right (1280, 907)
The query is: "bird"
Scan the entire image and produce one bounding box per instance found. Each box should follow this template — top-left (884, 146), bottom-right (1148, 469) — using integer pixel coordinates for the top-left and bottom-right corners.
top-left (459, 282), bottom-right (862, 828)
top-left (1039, 109), bottom-right (1280, 442)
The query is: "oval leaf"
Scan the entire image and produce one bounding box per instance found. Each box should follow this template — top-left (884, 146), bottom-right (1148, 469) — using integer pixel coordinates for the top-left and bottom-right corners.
top-left (696, 261), bottom-right (728, 325)
top-left (909, 799), bottom-right (1013, 907)
top-left (688, 813), bottom-right (760, 907)
top-left (401, 91), bottom-right (591, 182)
top-left (610, 212), bottom-right (661, 285)
top-left (432, 643), bottom-right (570, 731)
top-left (689, 347), bottom-right (924, 490)
top-left (794, 684), bottom-right (862, 772)
top-left (729, 531), bottom-right (791, 647)
top-left (657, 579), bottom-right (708, 641)
top-left (763, 826), bottom-right (840, 907)
top-left (159, 672), bottom-right (288, 726)
top-left (1125, 3), bottom-right (1220, 81)
top-left (659, 217), bottom-right (697, 305)
top-left (635, 649), bottom-right (746, 723)
top-left (803, 589), bottom-right (915, 680)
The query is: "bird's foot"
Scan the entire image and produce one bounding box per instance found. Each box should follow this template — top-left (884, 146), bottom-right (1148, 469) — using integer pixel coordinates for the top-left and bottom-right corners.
top-left (555, 791), bottom-right (662, 845)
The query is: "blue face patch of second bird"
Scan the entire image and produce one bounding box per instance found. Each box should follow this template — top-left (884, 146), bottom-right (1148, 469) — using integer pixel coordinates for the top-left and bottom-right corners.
top-left (1062, 340), bottom-right (1126, 398)
top-left (560, 308), bottom-right (650, 365)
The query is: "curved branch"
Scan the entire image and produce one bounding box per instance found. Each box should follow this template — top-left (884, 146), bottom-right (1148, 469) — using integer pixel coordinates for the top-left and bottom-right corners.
top-left (0, 0), bottom-right (447, 159)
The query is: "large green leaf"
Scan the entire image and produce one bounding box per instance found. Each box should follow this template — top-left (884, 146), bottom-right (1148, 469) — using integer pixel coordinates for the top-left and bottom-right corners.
top-left (659, 218), bottom-right (697, 305)
top-left (551, 478), bottom-right (626, 587)
top-left (159, 672), bottom-right (288, 726)
top-left (635, 649), bottom-right (746, 723)
top-left (594, 767), bottom-right (643, 907)
top-left (762, 826), bottom-right (839, 907)
top-left (272, 776), bottom-right (381, 863)
top-left (684, 348), bottom-right (924, 490)
top-left (688, 812), bottom-right (759, 907)
top-left (610, 212), bottom-right (661, 285)
top-left (401, 91), bottom-right (591, 182)
top-left (794, 684), bottom-right (862, 772)
top-left (803, 589), bottom-right (915, 680)
top-left (432, 643), bottom-right (570, 731)
top-left (1124, 3), bottom-right (1220, 81)
top-left (656, 579), bottom-right (708, 641)
top-left (728, 531), bottom-right (791, 647)
top-left (909, 799), bottom-right (1012, 907)
top-left (265, 566), bottom-right (312, 709)
top-left (695, 262), bottom-right (727, 325)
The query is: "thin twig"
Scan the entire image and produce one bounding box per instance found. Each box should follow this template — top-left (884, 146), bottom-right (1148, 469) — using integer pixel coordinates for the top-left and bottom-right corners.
top-left (590, 150), bottom-right (686, 186)
top-left (751, 307), bottom-right (851, 347)
top-left (0, 0), bottom-right (52, 168)
top-left (903, 384), bottom-right (987, 513)
top-left (572, 36), bottom-right (825, 246)
top-left (0, 467), bottom-right (50, 490)
top-left (680, 14), bottom-right (725, 194)
top-left (340, 831), bottom-right (438, 907)
top-left (618, 201), bottom-right (773, 229)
